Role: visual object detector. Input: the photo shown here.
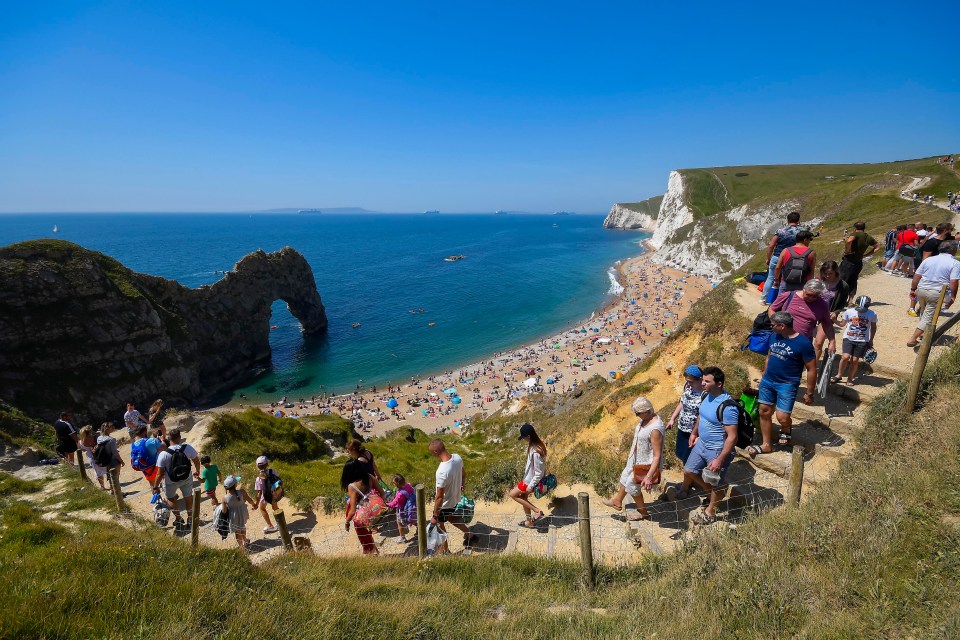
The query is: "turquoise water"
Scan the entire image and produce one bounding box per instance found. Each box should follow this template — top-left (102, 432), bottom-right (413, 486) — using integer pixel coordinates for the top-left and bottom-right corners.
top-left (1, 213), bottom-right (647, 400)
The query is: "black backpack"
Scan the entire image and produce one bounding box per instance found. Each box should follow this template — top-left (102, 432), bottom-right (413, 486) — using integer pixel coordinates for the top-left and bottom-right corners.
top-left (93, 440), bottom-right (114, 468)
top-left (703, 393), bottom-right (756, 449)
top-left (167, 445), bottom-right (192, 482)
top-left (782, 246), bottom-right (812, 285)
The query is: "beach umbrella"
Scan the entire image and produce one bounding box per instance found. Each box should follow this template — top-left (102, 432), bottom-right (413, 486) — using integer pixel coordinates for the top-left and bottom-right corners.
top-left (451, 396), bottom-right (461, 405)
top-left (579, 329), bottom-right (587, 333)
top-left (614, 372), bottom-right (623, 379)
top-left (422, 409), bottom-right (429, 416)
top-left (546, 378), bottom-right (555, 384)
top-left (609, 371), bottom-right (616, 378)
top-left (627, 321), bottom-right (633, 326)
top-left (554, 343), bottom-right (561, 349)
top-left (630, 300), bottom-right (636, 305)
top-left (386, 398), bottom-right (398, 408)
top-left (571, 359), bottom-right (580, 365)
top-left (593, 328), bottom-right (599, 333)
top-left (443, 387), bottom-right (457, 395)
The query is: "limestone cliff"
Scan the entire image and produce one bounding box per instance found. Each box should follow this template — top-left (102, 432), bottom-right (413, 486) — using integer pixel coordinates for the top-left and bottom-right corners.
top-left (650, 171), bottom-right (695, 249)
top-left (0, 240), bottom-right (327, 422)
top-left (603, 196), bottom-right (662, 230)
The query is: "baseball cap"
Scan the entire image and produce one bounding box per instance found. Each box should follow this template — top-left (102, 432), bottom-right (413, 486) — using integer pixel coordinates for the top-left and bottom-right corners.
top-left (223, 475), bottom-right (238, 489)
top-left (256, 455), bottom-right (269, 467)
top-left (684, 365), bottom-right (703, 378)
top-left (518, 423), bottom-right (535, 440)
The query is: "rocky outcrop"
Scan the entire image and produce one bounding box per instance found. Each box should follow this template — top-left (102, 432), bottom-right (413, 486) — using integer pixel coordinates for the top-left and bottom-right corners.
top-left (0, 240), bottom-right (327, 422)
top-left (650, 171), bottom-right (694, 249)
top-left (603, 196), bottom-right (662, 231)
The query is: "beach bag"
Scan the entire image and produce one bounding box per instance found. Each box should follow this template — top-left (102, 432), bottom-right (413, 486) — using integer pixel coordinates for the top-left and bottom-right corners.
top-left (153, 499), bottom-right (171, 527)
top-left (167, 445), bottom-right (192, 482)
top-left (453, 494), bottom-right (475, 524)
top-left (630, 427), bottom-right (661, 486)
top-left (262, 469), bottom-right (284, 504)
top-left (744, 330), bottom-right (773, 355)
top-left (352, 484), bottom-right (387, 528)
top-left (426, 523), bottom-right (447, 555)
top-left (533, 474), bottom-right (558, 499)
top-left (214, 503), bottom-right (230, 540)
top-left (739, 388), bottom-right (760, 421)
top-left (747, 271), bottom-right (767, 285)
top-left (93, 440), bottom-right (113, 468)
top-left (782, 246), bottom-right (811, 285)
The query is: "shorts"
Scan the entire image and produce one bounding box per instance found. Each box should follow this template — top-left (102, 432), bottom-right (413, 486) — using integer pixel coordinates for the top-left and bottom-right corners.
top-left (164, 477), bottom-right (193, 502)
top-left (758, 378), bottom-right (800, 414)
top-left (436, 507), bottom-right (464, 524)
top-left (205, 488), bottom-right (218, 499)
top-left (841, 338), bottom-right (868, 358)
top-left (683, 440), bottom-right (733, 481)
top-left (675, 430), bottom-right (694, 465)
top-left (516, 482), bottom-right (530, 493)
top-left (898, 245), bottom-right (916, 258)
top-left (56, 439), bottom-right (78, 457)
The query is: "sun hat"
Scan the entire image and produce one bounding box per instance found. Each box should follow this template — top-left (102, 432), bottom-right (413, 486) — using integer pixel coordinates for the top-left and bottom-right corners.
top-left (684, 365), bottom-right (703, 378)
top-left (223, 475), bottom-right (238, 489)
top-left (256, 455), bottom-right (269, 467)
top-left (631, 396), bottom-right (654, 415)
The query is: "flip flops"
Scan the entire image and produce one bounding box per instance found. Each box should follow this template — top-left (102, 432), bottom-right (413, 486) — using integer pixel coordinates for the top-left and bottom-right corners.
top-left (690, 508), bottom-right (716, 526)
top-left (601, 498), bottom-right (623, 511)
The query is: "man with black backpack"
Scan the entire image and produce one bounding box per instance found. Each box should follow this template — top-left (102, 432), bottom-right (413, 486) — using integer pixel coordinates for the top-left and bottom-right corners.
top-left (773, 230), bottom-right (816, 292)
top-left (668, 367), bottom-right (741, 526)
top-left (153, 427), bottom-right (201, 528)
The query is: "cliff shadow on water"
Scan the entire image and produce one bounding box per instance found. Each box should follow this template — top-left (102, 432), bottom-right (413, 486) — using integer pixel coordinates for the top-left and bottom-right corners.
top-left (0, 239), bottom-right (328, 423)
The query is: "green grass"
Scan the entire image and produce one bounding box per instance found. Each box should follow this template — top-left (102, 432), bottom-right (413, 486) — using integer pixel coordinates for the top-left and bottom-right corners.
top-left (615, 194), bottom-right (663, 217)
top-left (0, 399), bottom-right (55, 454)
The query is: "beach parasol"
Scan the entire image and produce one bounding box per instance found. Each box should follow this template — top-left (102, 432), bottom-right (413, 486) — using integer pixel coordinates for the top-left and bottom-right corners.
top-left (627, 321), bottom-right (633, 325)
top-left (386, 398), bottom-right (398, 408)
top-left (443, 388), bottom-right (457, 395)
top-left (546, 378), bottom-right (554, 384)
top-left (609, 371), bottom-right (616, 377)
top-left (451, 396), bottom-right (461, 404)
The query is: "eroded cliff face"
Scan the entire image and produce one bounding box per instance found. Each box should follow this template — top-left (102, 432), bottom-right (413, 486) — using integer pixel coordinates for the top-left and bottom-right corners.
top-left (650, 171), bottom-right (694, 249)
top-left (0, 240), bottom-right (327, 422)
top-left (603, 199), bottom-right (660, 231)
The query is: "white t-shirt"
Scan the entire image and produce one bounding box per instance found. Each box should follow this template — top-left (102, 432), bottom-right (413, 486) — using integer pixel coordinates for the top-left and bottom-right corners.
top-left (522, 449), bottom-right (545, 488)
top-left (916, 253), bottom-right (960, 290)
top-left (155, 443), bottom-right (198, 471)
top-left (124, 409), bottom-right (145, 428)
top-left (435, 453), bottom-right (463, 509)
top-left (841, 308), bottom-right (877, 343)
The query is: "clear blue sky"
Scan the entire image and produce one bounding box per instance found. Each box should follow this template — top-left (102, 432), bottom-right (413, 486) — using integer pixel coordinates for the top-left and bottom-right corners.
top-left (1, 1), bottom-right (957, 213)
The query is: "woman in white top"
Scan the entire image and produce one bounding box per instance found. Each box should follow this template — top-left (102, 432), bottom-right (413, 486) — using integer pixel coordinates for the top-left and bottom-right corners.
top-left (508, 423), bottom-right (547, 528)
top-left (602, 396), bottom-right (665, 521)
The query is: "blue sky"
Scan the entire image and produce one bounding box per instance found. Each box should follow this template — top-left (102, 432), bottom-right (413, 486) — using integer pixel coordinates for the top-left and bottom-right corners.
top-left (1, 1), bottom-right (957, 213)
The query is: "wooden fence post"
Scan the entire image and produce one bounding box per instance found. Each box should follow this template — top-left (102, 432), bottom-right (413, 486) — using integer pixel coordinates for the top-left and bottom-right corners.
top-left (77, 450), bottom-right (89, 483)
top-left (577, 492), bottom-right (595, 589)
top-left (274, 510), bottom-right (293, 551)
top-left (110, 468), bottom-right (125, 512)
top-left (415, 484), bottom-right (427, 560)
top-left (190, 487), bottom-right (202, 548)
top-left (786, 445), bottom-right (805, 507)
top-left (905, 285), bottom-right (947, 412)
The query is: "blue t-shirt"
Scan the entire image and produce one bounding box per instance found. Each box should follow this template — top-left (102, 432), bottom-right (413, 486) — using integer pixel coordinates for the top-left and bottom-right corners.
top-left (144, 437), bottom-right (162, 464)
top-left (698, 392), bottom-right (739, 451)
top-left (765, 333), bottom-right (816, 384)
top-left (772, 224), bottom-right (810, 258)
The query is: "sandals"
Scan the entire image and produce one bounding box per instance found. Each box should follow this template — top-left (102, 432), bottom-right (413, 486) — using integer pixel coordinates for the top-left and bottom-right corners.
top-left (906, 341), bottom-right (919, 348)
top-left (778, 431), bottom-right (792, 447)
top-left (532, 511), bottom-right (546, 522)
top-left (601, 498), bottom-right (623, 511)
top-left (518, 520), bottom-right (536, 528)
top-left (626, 510), bottom-right (650, 521)
top-left (745, 445), bottom-right (769, 459)
top-left (690, 508), bottom-right (716, 526)
top-left (829, 376), bottom-right (841, 384)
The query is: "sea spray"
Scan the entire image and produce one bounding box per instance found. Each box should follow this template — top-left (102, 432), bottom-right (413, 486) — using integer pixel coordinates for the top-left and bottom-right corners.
top-left (607, 265), bottom-right (625, 295)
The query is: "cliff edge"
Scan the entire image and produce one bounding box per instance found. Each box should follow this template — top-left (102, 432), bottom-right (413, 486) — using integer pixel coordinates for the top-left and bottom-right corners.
top-left (0, 240), bottom-right (327, 422)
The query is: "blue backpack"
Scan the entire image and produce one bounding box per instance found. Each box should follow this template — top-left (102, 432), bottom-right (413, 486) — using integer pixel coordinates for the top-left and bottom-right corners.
top-left (131, 438), bottom-right (157, 471)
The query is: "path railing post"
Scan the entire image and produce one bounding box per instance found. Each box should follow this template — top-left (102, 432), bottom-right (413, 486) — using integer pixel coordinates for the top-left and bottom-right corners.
top-left (906, 284), bottom-right (947, 412)
top-left (77, 450), bottom-right (89, 483)
top-left (415, 484), bottom-right (427, 559)
top-left (786, 445), bottom-right (805, 507)
top-left (274, 509), bottom-right (293, 551)
top-left (190, 487), bottom-right (202, 548)
top-left (577, 492), bottom-right (595, 589)
top-left (109, 468), bottom-right (125, 512)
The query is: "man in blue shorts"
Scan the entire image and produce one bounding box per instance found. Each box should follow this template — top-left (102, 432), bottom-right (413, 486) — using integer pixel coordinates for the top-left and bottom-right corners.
top-left (747, 311), bottom-right (816, 458)
top-left (670, 366), bottom-right (739, 525)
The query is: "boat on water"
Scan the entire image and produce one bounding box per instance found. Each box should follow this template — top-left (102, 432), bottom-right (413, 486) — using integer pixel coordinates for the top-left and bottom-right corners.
top-left (553, 211), bottom-right (574, 216)
top-left (53, 225), bottom-right (58, 233)
top-left (352, 322), bottom-right (361, 328)
top-left (423, 210), bottom-right (440, 215)
top-left (297, 208), bottom-right (322, 214)
top-left (494, 210), bottom-right (506, 215)
top-left (444, 255), bottom-right (465, 262)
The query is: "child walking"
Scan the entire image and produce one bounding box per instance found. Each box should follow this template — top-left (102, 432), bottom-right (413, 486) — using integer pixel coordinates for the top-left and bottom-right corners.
top-left (385, 474), bottom-right (417, 541)
top-left (222, 476), bottom-right (258, 550)
top-left (200, 455), bottom-right (222, 506)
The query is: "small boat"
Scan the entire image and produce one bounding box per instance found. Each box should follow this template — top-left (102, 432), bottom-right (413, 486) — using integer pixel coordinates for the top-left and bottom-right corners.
top-left (270, 325), bottom-right (279, 330)
top-left (444, 255), bottom-right (465, 262)
top-left (552, 223), bottom-right (558, 227)
top-left (428, 322), bottom-right (436, 327)
top-left (352, 322), bottom-right (361, 328)
top-left (494, 210), bottom-right (506, 215)
top-left (423, 210), bottom-right (440, 215)
top-left (53, 225), bottom-right (58, 233)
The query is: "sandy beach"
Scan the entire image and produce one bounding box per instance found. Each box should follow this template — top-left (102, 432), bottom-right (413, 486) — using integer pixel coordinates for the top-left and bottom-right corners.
top-left (241, 248), bottom-right (711, 436)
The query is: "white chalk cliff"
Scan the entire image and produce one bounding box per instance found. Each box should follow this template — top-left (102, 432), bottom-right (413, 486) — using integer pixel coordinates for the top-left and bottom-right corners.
top-left (650, 171), bottom-right (694, 249)
top-left (603, 204), bottom-right (657, 230)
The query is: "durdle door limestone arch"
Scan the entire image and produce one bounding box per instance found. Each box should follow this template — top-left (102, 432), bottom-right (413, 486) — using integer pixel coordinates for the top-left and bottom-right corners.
top-left (0, 240), bottom-right (327, 423)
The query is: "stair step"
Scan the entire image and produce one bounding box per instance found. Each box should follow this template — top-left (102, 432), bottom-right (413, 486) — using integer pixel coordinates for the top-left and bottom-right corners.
top-left (828, 375), bottom-right (897, 403)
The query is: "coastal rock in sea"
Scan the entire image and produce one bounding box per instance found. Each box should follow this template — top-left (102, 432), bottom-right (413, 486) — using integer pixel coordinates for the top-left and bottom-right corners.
top-left (0, 240), bottom-right (327, 423)
top-left (650, 171), bottom-right (694, 249)
top-left (602, 197), bottom-right (662, 231)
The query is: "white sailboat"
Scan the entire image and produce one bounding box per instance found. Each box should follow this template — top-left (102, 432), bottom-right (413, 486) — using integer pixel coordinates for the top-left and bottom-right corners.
top-left (53, 225), bottom-right (58, 233)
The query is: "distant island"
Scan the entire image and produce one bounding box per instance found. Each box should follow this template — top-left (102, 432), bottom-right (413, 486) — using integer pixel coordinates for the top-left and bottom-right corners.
top-left (553, 211), bottom-right (575, 215)
top-left (258, 207), bottom-right (376, 214)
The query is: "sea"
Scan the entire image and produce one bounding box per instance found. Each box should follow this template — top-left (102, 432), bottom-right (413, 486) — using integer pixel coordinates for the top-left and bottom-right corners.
top-left (1, 213), bottom-right (648, 401)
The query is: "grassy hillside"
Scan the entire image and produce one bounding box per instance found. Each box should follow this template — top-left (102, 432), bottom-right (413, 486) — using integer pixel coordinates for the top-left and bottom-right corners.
top-left (616, 194), bottom-right (664, 216)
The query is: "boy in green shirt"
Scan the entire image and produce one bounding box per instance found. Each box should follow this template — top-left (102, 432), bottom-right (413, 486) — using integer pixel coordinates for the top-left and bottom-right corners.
top-left (200, 455), bottom-right (222, 506)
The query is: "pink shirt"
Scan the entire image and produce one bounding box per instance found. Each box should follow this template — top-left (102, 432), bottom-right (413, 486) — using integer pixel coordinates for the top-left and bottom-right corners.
top-left (771, 291), bottom-right (834, 341)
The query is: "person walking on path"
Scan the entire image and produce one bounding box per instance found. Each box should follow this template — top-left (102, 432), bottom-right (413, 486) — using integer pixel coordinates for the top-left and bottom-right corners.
top-left (747, 312), bottom-right (817, 457)
top-left (839, 221), bottom-right (878, 302)
top-left (773, 230), bottom-right (816, 293)
top-left (602, 397), bottom-right (665, 521)
top-left (894, 223), bottom-right (920, 278)
top-left (346, 439), bottom-right (384, 486)
top-left (907, 240), bottom-right (960, 347)
top-left (763, 212), bottom-right (810, 303)
top-left (385, 474), bottom-right (417, 541)
top-left (254, 456), bottom-right (283, 534)
top-left (221, 475), bottom-right (258, 551)
top-left (53, 411), bottom-right (79, 467)
top-left (94, 422), bottom-right (124, 475)
top-left (508, 423), bottom-right (548, 528)
top-left (200, 455), bottom-right (222, 507)
top-left (429, 439), bottom-right (477, 552)
top-left (770, 279), bottom-right (836, 354)
top-left (814, 262), bottom-right (850, 360)
top-left (342, 459), bottom-right (383, 555)
top-left (78, 425), bottom-right (108, 491)
top-left (831, 296), bottom-right (878, 386)
top-left (153, 427), bottom-right (201, 529)
top-left (147, 399), bottom-right (167, 437)
top-left (123, 402), bottom-right (148, 441)
top-left (665, 365), bottom-right (704, 464)
top-left (668, 368), bottom-right (738, 525)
